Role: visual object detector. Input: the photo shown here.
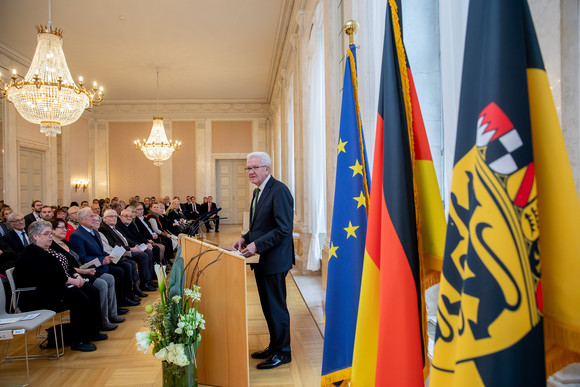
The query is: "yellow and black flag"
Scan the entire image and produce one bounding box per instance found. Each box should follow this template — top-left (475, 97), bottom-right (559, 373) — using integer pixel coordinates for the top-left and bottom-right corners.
top-left (429, 0), bottom-right (580, 385)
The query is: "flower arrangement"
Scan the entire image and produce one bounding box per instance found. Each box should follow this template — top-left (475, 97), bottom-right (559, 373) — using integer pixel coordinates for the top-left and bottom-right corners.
top-left (136, 244), bottom-right (222, 386)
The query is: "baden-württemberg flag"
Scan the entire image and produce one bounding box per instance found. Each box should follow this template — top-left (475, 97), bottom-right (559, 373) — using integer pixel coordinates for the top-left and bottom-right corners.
top-left (351, 0), bottom-right (446, 385)
top-left (321, 43), bottom-right (370, 386)
top-left (430, 0), bottom-right (580, 385)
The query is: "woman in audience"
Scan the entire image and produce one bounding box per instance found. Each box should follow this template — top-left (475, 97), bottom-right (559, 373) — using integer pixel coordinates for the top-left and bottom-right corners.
top-left (54, 207), bottom-right (75, 241)
top-left (0, 206), bottom-right (12, 235)
top-left (166, 199), bottom-right (187, 233)
top-left (51, 218), bottom-right (124, 331)
top-left (13, 220), bottom-right (106, 352)
top-left (147, 203), bottom-right (177, 249)
top-left (1, 206), bottom-right (13, 224)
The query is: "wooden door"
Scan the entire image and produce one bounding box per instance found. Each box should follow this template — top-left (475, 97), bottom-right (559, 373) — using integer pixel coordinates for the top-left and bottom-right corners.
top-left (19, 148), bottom-right (44, 214)
top-left (216, 159), bottom-right (249, 224)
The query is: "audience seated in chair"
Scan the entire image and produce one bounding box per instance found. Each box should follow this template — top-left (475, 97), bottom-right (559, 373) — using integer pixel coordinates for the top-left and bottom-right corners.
top-left (51, 218), bottom-right (125, 331)
top-left (14, 220), bottom-right (105, 352)
top-left (68, 208), bottom-right (139, 310)
top-left (99, 209), bottom-right (156, 294)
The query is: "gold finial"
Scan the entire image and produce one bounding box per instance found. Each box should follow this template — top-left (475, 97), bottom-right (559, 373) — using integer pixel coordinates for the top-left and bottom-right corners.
top-left (344, 20), bottom-right (359, 46)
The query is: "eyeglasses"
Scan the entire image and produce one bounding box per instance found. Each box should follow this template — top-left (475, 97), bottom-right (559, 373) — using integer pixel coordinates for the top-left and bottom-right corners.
top-left (11, 218), bottom-right (24, 222)
top-left (104, 215), bottom-right (117, 218)
top-left (39, 231), bottom-right (53, 237)
top-left (244, 165), bottom-right (267, 172)
top-left (54, 226), bottom-right (67, 230)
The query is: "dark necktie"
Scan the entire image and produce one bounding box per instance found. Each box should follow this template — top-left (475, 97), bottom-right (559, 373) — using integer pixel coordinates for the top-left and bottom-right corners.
top-left (20, 231), bottom-right (29, 246)
top-left (250, 188), bottom-right (261, 224)
top-left (90, 230), bottom-right (103, 251)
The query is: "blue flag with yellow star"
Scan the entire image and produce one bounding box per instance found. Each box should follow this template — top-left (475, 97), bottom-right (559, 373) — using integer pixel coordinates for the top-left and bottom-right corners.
top-left (321, 44), bottom-right (370, 386)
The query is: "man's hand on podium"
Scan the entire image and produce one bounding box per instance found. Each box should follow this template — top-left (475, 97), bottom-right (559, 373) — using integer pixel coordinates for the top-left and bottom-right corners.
top-left (232, 238), bottom-right (257, 257)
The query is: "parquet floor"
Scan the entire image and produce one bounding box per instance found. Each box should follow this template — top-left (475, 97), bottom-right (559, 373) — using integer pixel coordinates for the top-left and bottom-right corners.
top-left (0, 225), bottom-right (323, 386)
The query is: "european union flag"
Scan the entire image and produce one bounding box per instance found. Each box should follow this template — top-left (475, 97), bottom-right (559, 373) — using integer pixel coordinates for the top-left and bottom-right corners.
top-left (321, 44), bottom-right (370, 386)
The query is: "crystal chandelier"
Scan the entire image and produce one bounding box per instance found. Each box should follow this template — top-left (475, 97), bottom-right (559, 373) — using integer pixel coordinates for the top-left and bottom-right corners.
top-left (134, 117), bottom-right (182, 166)
top-left (134, 69), bottom-right (181, 166)
top-left (0, 2), bottom-right (103, 136)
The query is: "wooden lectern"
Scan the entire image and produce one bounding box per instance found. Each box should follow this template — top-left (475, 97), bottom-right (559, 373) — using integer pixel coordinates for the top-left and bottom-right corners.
top-left (180, 235), bottom-right (252, 387)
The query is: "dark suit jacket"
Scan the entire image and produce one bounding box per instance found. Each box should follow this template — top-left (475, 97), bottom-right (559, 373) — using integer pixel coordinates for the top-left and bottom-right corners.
top-left (200, 201), bottom-right (218, 215)
top-left (243, 176), bottom-right (294, 275)
top-left (99, 224), bottom-right (132, 251)
top-left (4, 229), bottom-right (27, 254)
top-left (184, 202), bottom-right (200, 220)
top-left (0, 222), bottom-right (9, 237)
top-left (117, 220), bottom-right (148, 245)
top-left (69, 226), bottom-right (110, 274)
top-left (24, 213), bottom-right (38, 231)
top-left (135, 216), bottom-right (155, 240)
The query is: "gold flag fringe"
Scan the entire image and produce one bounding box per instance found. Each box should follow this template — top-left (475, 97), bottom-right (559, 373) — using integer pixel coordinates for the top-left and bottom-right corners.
top-left (544, 344), bottom-right (580, 377)
top-left (321, 367), bottom-right (351, 387)
top-left (543, 316), bottom-right (580, 376)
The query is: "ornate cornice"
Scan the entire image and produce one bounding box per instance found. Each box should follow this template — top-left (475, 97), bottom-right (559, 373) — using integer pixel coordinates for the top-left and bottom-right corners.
top-left (89, 102), bottom-right (270, 121)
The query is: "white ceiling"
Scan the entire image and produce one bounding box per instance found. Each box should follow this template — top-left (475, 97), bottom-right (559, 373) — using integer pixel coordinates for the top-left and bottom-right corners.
top-left (0, 0), bottom-right (293, 103)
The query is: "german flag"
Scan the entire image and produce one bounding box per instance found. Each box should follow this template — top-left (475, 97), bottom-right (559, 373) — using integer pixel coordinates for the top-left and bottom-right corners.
top-left (350, 0), bottom-right (446, 385)
top-left (430, 0), bottom-right (580, 384)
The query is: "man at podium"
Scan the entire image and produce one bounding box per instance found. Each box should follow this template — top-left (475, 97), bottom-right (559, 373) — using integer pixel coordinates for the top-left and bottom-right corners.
top-left (233, 151), bottom-right (295, 370)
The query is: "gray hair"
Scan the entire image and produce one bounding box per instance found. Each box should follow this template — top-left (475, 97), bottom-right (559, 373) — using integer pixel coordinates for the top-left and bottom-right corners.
top-left (28, 220), bottom-right (52, 244)
top-left (7, 213), bottom-right (23, 222)
top-left (77, 207), bottom-right (94, 223)
top-left (247, 152), bottom-right (271, 167)
top-left (103, 209), bottom-right (117, 218)
top-left (68, 205), bottom-right (79, 212)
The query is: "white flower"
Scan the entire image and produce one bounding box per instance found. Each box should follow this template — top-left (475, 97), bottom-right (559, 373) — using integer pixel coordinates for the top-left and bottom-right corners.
top-left (177, 322), bottom-right (185, 329)
top-left (166, 343), bottom-right (177, 362)
top-left (135, 332), bottom-right (152, 353)
top-left (154, 347), bottom-right (168, 361)
top-left (186, 330), bottom-right (194, 337)
top-left (154, 264), bottom-right (166, 292)
top-left (175, 327), bottom-right (183, 334)
top-left (175, 353), bottom-right (190, 367)
top-left (172, 295), bottom-right (181, 303)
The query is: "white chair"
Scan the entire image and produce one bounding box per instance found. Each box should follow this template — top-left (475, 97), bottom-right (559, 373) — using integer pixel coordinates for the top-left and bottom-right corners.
top-left (5, 268), bottom-right (36, 313)
top-left (0, 280), bottom-right (60, 386)
top-left (5, 267), bottom-right (66, 357)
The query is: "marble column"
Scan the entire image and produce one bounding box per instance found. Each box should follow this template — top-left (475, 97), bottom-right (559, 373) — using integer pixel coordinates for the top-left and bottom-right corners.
top-left (159, 118), bottom-right (173, 197)
top-left (88, 119), bottom-right (109, 199)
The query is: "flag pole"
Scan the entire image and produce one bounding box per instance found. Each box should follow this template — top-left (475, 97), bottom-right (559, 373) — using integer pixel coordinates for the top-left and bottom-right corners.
top-left (344, 20), bottom-right (359, 45)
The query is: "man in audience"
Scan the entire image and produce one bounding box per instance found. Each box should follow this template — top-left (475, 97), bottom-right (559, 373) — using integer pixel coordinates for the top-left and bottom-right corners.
top-left (162, 196), bottom-right (171, 210)
top-left (111, 202), bottom-right (124, 215)
top-left (143, 197), bottom-right (151, 211)
top-left (69, 208), bottom-right (139, 309)
top-left (91, 202), bottom-right (101, 215)
top-left (39, 205), bottom-right (54, 221)
top-left (134, 203), bottom-right (173, 264)
top-left (4, 213), bottom-right (29, 254)
top-left (24, 200), bottom-right (42, 231)
top-left (185, 196), bottom-right (200, 220)
top-left (100, 209), bottom-right (155, 293)
top-left (68, 206), bottom-right (80, 229)
top-left (80, 200), bottom-right (89, 208)
top-left (200, 195), bottom-right (219, 232)
top-left (117, 208), bottom-right (160, 283)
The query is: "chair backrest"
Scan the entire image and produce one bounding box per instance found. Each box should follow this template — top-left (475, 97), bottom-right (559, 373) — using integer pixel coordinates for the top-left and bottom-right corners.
top-left (5, 267), bottom-right (18, 313)
top-left (0, 274), bottom-right (8, 317)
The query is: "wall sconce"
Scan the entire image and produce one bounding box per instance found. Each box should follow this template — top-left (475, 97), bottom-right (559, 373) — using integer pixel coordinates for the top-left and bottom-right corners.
top-left (72, 179), bottom-right (89, 192)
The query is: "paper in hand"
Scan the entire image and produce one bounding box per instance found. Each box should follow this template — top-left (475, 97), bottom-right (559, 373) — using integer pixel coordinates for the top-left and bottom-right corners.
top-left (79, 257), bottom-right (102, 270)
top-left (110, 245), bottom-right (126, 264)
